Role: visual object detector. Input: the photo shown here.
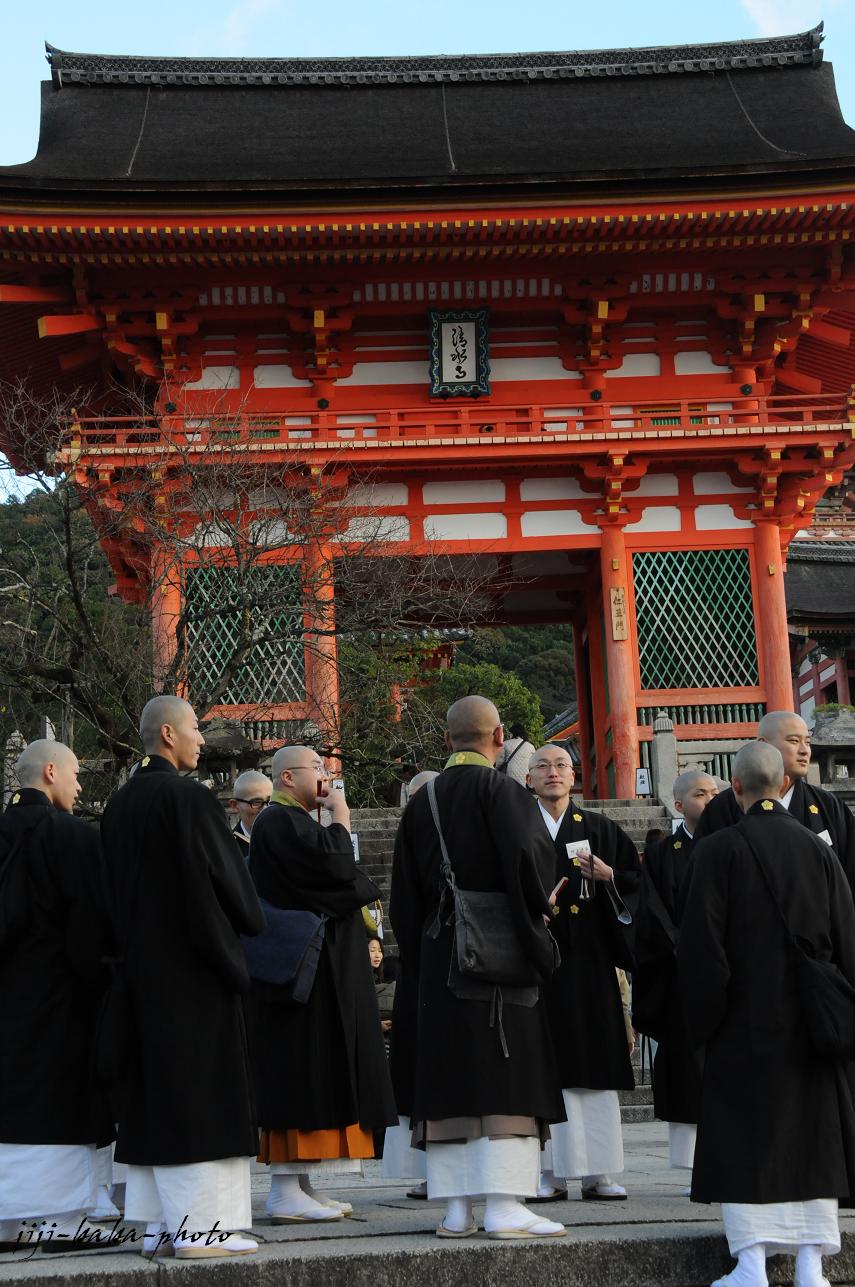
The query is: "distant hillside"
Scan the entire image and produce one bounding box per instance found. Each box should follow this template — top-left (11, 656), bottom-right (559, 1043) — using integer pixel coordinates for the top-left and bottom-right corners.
top-left (454, 623), bottom-right (576, 721)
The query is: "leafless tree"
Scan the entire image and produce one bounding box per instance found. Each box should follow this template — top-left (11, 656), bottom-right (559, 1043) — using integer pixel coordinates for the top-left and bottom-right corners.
top-left (0, 377), bottom-right (512, 805)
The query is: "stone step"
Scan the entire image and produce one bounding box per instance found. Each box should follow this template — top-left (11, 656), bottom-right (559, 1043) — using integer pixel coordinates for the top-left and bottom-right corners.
top-left (621, 1103), bottom-right (656, 1124)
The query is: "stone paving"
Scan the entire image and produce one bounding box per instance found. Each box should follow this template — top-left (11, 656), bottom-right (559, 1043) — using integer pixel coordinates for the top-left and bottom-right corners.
top-left (1, 1124), bottom-right (854, 1285)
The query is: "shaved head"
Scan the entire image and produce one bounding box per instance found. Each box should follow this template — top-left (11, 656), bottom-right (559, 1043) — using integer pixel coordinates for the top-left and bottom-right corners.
top-left (446, 696), bottom-right (501, 747)
top-left (232, 770), bottom-right (271, 797)
top-left (673, 769), bottom-right (716, 803)
top-left (139, 695), bottom-right (194, 751)
top-left (756, 710), bottom-right (811, 781)
top-left (733, 741), bottom-right (785, 803)
top-left (758, 711), bottom-right (806, 741)
top-left (16, 739), bottom-right (76, 787)
top-left (270, 745), bottom-right (321, 781)
top-left (16, 739), bottom-right (80, 811)
top-left (408, 769), bottom-right (439, 797)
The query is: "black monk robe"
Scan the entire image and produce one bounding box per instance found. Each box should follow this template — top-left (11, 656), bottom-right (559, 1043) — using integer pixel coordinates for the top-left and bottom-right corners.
top-left (0, 788), bottom-right (112, 1147)
top-left (695, 779), bottom-right (855, 895)
top-left (633, 826), bottom-right (702, 1123)
top-left (679, 802), bottom-right (855, 1205)
top-left (247, 801), bottom-right (397, 1133)
top-left (390, 757), bottom-right (565, 1127)
top-left (100, 755), bottom-right (265, 1166)
top-left (543, 805), bottom-right (640, 1091)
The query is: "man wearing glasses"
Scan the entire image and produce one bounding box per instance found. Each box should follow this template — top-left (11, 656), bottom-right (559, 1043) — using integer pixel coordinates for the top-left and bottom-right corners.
top-left (229, 771), bottom-right (272, 859)
top-left (526, 744), bottom-right (640, 1205)
top-left (247, 746), bottom-right (396, 1222)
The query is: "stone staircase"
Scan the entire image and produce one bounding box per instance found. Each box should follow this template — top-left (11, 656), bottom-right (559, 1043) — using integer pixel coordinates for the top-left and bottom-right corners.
top-left (353, 797), bottom-right (667, 1126)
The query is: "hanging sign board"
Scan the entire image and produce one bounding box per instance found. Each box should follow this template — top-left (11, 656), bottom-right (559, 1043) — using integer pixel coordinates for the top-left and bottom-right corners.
top-left (610, 586), bottom-right (629, 641)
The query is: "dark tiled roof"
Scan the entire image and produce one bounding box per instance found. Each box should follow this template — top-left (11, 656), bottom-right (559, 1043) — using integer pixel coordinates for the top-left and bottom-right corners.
top-left (788, 541), bottom-right (855, 563)
top-left (1, 27), bottom-right (852, 194)
top-left (44, 28), bottom-right (824, 89)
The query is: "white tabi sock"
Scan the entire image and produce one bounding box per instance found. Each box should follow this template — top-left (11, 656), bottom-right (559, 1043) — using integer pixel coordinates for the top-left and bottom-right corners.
top-left (267, 1173), bottom-right (339, 1220)
top-left (712, 1242), bottom-right (768, 1287)
top-left (483, 1195), bottom-right (563, 1236)
top-left (795, 1244), bottom-right (830, 1287)
top-left (298, 1173), bottom-right (353, 1216)
top-left (441, 1197), bottom-right (474, 1233)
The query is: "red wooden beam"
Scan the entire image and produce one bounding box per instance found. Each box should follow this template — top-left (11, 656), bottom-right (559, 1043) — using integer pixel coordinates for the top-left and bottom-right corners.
top-left (37, 313), bottom-right (102, 339)
top-left (0, 284), bottom-right (71, 304)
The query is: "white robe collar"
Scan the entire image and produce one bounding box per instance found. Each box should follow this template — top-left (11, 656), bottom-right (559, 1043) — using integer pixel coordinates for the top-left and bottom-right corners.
top-left (537, 799), bottom-right (568, 841)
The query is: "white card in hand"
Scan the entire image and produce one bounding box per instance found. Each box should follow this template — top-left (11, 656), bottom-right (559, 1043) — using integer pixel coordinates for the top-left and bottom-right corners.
top-left (565, 840), bottom-right (590, 863)
top-left (817, 829), bottom-right (833, 847)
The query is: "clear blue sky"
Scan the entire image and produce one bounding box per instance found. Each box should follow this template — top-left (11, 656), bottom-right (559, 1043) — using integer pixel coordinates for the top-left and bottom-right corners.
top-left (1, 0), bottom-right (855, 165)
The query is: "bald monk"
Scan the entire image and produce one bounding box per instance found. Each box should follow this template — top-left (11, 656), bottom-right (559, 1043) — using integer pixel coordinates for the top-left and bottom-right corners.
top-left (229, 770), bottom-right (272, 858)
top-left (390, 697), bottom-right (566, 1240)
top-left (0, 740), bottom-right (113, 1251)
top-left (382, 766), bottom-right (438, 1193)
top-left (633, 770), bottom-right (719, 1174)
top-left (695, 712), bottom-right (855, 893)
top-left (680, 742), bottom-right (855, 1287)
top-left (248, 745), bottom-right (397, 1223)
top-left (100, 696), bottom-right (264, 1260)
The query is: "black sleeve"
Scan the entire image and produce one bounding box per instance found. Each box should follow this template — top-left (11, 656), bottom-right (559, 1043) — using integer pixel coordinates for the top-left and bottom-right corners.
top-left (677, 835), bottom-right (732, 1047)
top-left (252, 806), bottom-right (380, 918)
top-left (389, 811), bottom-right (426, 975)
top-left (484, 779), bottom-right (556, 979)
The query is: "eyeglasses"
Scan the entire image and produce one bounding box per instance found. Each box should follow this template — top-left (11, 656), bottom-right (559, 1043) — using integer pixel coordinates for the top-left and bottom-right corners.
top-left (235, 797), bottom-right (270, 808)
top-left (289, 765), bottom-right (329, 777)
top-left (531, 761), bottom-right (574, 772)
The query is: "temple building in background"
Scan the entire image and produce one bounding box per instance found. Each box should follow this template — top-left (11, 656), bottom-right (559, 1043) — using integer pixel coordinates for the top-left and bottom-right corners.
top-left (1, 27), bottom-right (855, 796)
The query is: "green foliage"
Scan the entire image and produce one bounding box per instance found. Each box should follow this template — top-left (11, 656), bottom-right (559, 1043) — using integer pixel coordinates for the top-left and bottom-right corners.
top-left (433, 661), bottom-right (545, 747)
top-left (455, 624), bottom-right (575, 720)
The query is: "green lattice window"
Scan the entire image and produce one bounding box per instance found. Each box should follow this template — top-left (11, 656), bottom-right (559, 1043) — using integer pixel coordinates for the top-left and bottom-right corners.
top-left (633, 549), bottom-right (759, 690)
top-left (185, 565), bottom-right (305, 705)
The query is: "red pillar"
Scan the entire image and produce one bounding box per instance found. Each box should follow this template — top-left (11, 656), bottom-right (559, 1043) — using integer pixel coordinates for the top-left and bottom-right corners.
top-left (753, 521), bottom-right (794, 714)
top-left (599, 525), bottom-right (640, 799)
top-left (572, 619), bottom-right (594, 800)
top-left (586, 587), bottom-right (608, 798)
top-left (303, 542), bottom-right (340, 755)
top-left (151, 545), bottom-right (184, 693)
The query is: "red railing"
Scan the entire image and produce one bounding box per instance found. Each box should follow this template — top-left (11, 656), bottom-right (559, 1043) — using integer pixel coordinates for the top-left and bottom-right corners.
top-left (61, 393), bottom-right (852, 453)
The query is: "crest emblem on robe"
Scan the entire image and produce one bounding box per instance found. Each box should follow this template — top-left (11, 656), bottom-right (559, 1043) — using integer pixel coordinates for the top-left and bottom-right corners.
top-left (674, 841), bottom-right (682, 850)
top-left (761, 800), bottom-right (774, 811)
top-left (573, 813), bottom-right (583, 822)
top-left (809, 804), bottom-right (820, 815)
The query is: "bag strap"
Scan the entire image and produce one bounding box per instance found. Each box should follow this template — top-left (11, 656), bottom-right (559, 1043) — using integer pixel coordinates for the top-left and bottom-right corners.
top-left (739, 826), bottom-right (796, 943)
top-left (498, 741), bottom-right (524, 773)
top-left (426, 776), bottom-right (458, 939)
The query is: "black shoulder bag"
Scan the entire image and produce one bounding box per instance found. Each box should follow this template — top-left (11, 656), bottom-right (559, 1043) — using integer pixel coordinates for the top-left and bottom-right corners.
top-left (425, 777), bottom-right (559, 1056)
top-left (746, 834), bottom-right (855, 1062)
top-left (241, 900), bottom-right (326, 1003)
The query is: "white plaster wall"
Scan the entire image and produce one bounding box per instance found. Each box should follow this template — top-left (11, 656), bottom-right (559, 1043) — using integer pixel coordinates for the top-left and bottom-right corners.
top-left (423, 480), bottom-right (505, 504)
top-left (253, 364), bottom-right (312, 388)
top-left (520, 477), bottom-right (588, 501)
top-left (694, 504), bottom-right (752, 530)
top-left (337, 361), bottom-right (430, 385)
top-left (346, 483), bottom-right (409, 508)
top-left (624, 506), bottom-right (682, 533)
top-left (693, 472), bottom-right (753, 495)
top-left (610, 353), bottom-right (661, 378)
top-left (423, 513), bottom-right (508, 540)
top-left (633, 473), bottom-right (680, 497)
top-left (184, 365), bottom-right (240, 390)
top-left (674, 350), bottom-right (730, 375)
top-left (521, 510), bottom-right (599, 537)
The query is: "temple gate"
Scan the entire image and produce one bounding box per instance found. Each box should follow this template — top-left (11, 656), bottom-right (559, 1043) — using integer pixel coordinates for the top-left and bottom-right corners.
top-left (2, 29), bottom-right (855, 795)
